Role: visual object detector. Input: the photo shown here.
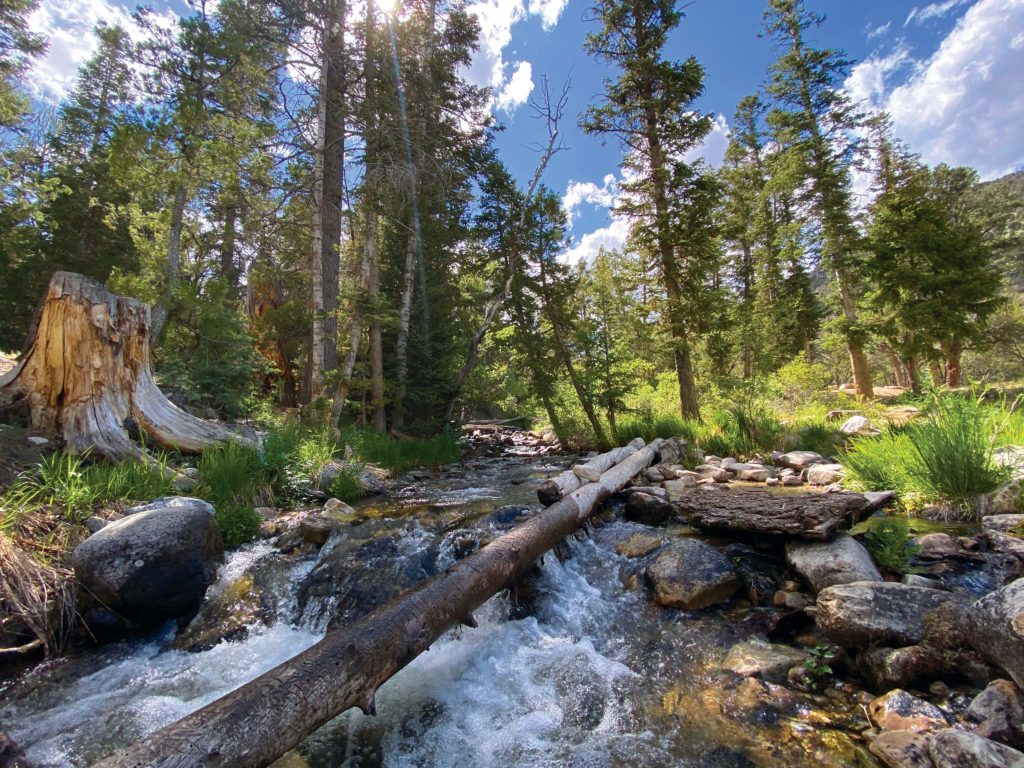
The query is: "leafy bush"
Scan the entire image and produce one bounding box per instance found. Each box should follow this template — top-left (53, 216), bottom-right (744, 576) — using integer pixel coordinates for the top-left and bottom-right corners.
top-left (857, 516), bottom-right (920, 575)
top-left (215, 502), bottom-right (263, 548)
top-left (773, 353), bottom-right (832, 405)
top-left (328, 467), bottom-right (364, 503)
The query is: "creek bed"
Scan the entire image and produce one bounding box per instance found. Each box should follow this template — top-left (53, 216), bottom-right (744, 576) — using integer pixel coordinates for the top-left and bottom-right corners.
top-left (0, 454), bottom-right (873, 767)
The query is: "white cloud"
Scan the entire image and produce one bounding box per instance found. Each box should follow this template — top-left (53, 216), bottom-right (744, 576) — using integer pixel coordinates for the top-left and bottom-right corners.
top-left (27, 0), bottom-right (136, 98)
top-left (562, 173), bottom-right (618, 223)
top-left (682, 113), bottom-right (730, 168)
top-left (527, 0), bottom-right (569, 30)
top-left (850, 0), bottom-right (1024, 179)
top-left (463, 0), bottom-right (568, 112)
top-left (866, 21), bottom-right (892, 40)
top-left (495, 60), bottom-right (534, 112)
top-left (560, 215), bottom-right (630, 265)
top-left (905, 0), bottom-right (972, 26)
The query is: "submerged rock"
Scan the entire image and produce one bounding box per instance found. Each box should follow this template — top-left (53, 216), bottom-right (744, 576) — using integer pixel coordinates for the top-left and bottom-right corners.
top-left (72, 496), bottom-right (223, 625)
top-left (785, 534), bottom-right (883, 593)
top-left (721, 640), bottom-right (806, 683)
top-left (816, 582), bottom-right (961, 648)
top-left (614, 532), bottom-right (665, 558)
top-left (645, 539), bottom-right (739, 610)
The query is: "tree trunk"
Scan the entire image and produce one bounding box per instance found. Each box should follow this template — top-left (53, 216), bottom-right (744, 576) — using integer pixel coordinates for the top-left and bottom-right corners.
top-left (391, 227), bottom-right (417, 434)
top-left (151, 184), bottom-right (187, 340)
top-left (0, 273), bottom-right (246, 459)
top-left (95, 439), bottom-right (663, 768)
top-left (943, 337), bottom-right (963, 389)
top-left (929, 358), bottom-right (945, 388)
top-left (367, 209), bottom-right (386, 433)
top-left (902, 356), bottom-right (921, 394)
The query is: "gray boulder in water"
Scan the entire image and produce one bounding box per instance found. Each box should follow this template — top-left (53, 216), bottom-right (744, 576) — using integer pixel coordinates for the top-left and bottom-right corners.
top-left (72, 496), bottom-right (223, 625)
top-left (966, 577), bottom-right (1024, 689)
top-left (645, 538), bottom-right (739, 609)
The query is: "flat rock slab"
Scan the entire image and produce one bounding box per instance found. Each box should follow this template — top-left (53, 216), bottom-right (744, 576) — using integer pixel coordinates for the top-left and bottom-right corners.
top-left (678, 486), bottom-right (868, 540)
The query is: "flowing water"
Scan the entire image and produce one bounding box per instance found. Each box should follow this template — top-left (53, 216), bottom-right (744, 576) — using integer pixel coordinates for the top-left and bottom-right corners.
top-left (0, 454), bottom-right (872, 767)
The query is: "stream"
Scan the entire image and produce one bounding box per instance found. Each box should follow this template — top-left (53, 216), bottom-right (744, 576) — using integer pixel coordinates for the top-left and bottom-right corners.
top-left (0, 453), bottom-right (873, 767)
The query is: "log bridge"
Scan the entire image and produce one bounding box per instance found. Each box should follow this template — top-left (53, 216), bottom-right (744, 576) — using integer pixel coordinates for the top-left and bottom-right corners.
top-left (96, 439), bottom-right (664, 768)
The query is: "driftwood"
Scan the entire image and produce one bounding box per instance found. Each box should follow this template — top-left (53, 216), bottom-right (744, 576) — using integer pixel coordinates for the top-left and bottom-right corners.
top-left (536, 437), bottom-right (645, 505)
top-left (95, 439), bottom-right (663, 768)
top-left (0, 272), bottom-right (246, 459)
top-left (679, 486), bottom-right (869, 540)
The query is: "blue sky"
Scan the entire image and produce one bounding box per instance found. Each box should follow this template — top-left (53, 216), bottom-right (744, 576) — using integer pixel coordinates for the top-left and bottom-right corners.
top-left (25, 0), bottom-right (1024, 262)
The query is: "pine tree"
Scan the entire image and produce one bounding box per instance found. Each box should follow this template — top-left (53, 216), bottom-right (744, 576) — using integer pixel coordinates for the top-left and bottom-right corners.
top-left (0, 0), bottom-right (45, 129)
top-left (581, 0), bottom-right (712, 418)
top-left (763, 0), bottom-right (873, 397)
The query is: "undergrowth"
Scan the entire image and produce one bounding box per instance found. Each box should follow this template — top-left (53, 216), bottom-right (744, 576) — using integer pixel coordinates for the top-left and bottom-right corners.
top-left (853, 516), bottom-right (921, 574)
top-left (343, 427), bottom-right (461, 473)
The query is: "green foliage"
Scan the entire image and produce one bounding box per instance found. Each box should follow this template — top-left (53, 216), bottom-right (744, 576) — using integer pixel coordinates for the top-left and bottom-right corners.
top-left (792, 420), bottom-right (844, 458)
top-left (613, 413), bottom-right (695, 446)
top-left (804, 643), bottom-right (838, 689)
top-left (328, 467), bottom-right (364, 504)
top-left (197, 441), bottom-right (266, 508)
top-left (215, 502), bottom-right (263, 549)
top-left (343, 428), bottom-right (461, 473)
top-left (774, 354), bottom-right (832, 405)
top-left (697, 404), bottom-right (784, 458)
top-left (841, 432), bottom-right (920, 494)
top-left (858, 516), bottom-right (921, 575)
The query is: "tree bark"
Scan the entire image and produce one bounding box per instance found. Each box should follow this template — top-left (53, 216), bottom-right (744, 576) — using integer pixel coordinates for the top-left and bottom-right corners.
top-left (95, 438), bottom-right (663, 768)
top-left (151, 184), bottom-right (187, 341)
top-left (536, 437), bottom-right (644, 505)
top-left (391, 226), bottom-right (417, 434)
top-left (0, 273), bottom-right (246, 459)
top-left (942, 337), bottom-right (963, 389)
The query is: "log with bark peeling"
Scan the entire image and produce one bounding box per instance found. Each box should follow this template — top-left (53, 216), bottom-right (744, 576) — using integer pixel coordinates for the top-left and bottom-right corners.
top-left (536, 437), bottom-right (645, 506)
top-left (0, 272), bottom-right (249, 459)
top-left (95, 438), bottom-right (663, 768)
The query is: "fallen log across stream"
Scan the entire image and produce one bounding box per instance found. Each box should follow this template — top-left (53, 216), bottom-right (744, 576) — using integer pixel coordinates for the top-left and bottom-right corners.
top-left (95, 438), bottom-right (664, 768)
top-left (536, 437), bottom-right (645, 505)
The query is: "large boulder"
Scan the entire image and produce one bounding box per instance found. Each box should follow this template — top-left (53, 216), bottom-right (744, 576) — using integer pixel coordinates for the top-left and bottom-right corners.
top-left (785, 534), bottom-right (883, 593)
top-left (816, 582), bottom-right (962, 648)
top-left (868, 689), bottom-right (948, 733)
top-left (929, 729), bottom-right (1024, 768)
top-left (869, 731), bottom-right (934, 768)
top-left (966, 577), bottom-right (1024, 688)
top-left (72, 497), bottom-right (223, 625)
top-left (645, 539), bottom-right (739, 610)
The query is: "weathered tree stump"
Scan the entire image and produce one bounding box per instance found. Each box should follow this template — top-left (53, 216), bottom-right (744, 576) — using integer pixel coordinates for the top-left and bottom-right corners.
top-left (678, 486), bottom-right (868, 540)
top-left (0, 272), bottom-right (244, 459)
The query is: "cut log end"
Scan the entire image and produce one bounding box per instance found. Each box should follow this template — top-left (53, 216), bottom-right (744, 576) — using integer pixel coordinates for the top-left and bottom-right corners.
top-left (0, 272), bottom-right (250, 460)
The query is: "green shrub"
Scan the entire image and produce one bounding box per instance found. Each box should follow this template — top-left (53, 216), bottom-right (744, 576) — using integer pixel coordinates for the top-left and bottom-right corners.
top-left (857, 516), bottom-right (920, 575)
top-left (792, 421), bottom-right (844, 457)
top-left (215, 502), bottom-right (263, 548)
top-left (328, 466), bottom-right (364, 503)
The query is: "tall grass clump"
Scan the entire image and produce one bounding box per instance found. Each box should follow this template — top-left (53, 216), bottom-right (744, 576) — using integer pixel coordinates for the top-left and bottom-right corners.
top-left (841, 432), bottom-right (919, 494)
top-left (613, 413), bottom-right (695, 445)
top-left (696, 404), bottom-right (784, 458)
top-left (197, 441), bottom-right (267, 546)
top-left (792, 420), bottom-right (845, 458)
top-left (905, 396), bottom-right (1009, 504)
top-left (345, 427), bottom-right (461, 473)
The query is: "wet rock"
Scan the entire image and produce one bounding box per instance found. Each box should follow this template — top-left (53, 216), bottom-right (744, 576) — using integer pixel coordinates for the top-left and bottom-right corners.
top-left (175, 573), bottom-right (266, 652)
top-left (867, 689), bottom-right (948, 733)
top-left (645, 539), bottom-right (739, 610)
top-left (299, 506), bottom-right (360, 546)
top-left (624, 491), bottom-right (676, 526)
top-left (0, 731), bottom-right (30, 768)
top-left (621, 485), bottom-right (669, 500)
top-left (984, 514), bottom-right (1024, 533)
top-left (777, 451), bottom-right (825, 471)
top-left (786, 534), bottom-right (883, 593)
top-left (869, 731), bottom-right (935, 768)
top-left (807, 463), bottom-right (845, 486)
top-left (916, 533), bottom-right (961, 559)
top-left (929, 728), bottom-right (1024, 768)
top-left (615, 532), bottom-right (665, 558)
top-left (966, 577), bottom-right (1024, 688)
top-left (84, 516), bottom-right (108, 533)
top-left (986, 531), bottom-right (1024, 561)
top-left (903, 575), bottom-right (945, 590)
top-left (721, 640), bottom-right (806, 683)
top-left (773, 590), bottom-right (812, 611)
top-left (781, 475), bottom-right (804, 487)
top-left (816, 582), bottom-right (962, 648)
top-left (966, 679), bottom-right (1024, 748)
top-left (859, 645), bottom-right (949, 692)
top-left (72, 497), bottom-right (223, 625)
